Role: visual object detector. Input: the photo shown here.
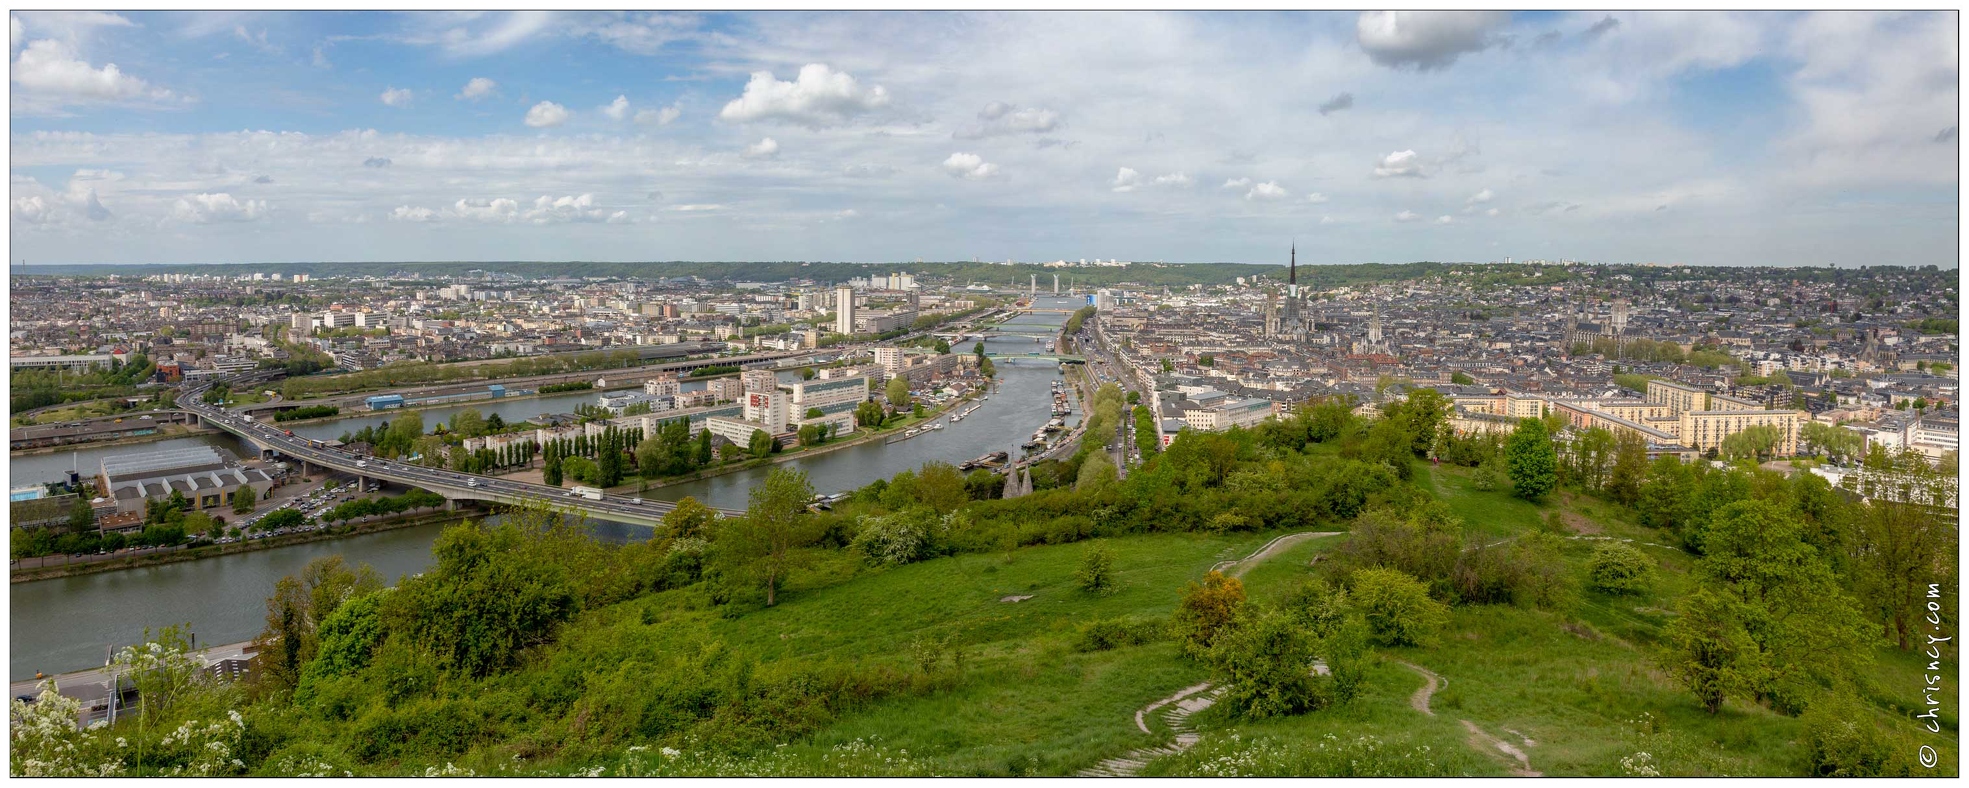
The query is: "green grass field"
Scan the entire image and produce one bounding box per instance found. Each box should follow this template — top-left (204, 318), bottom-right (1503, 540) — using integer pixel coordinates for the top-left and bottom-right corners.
top-left (473, 457), bottom-right (1959, 777)
top-left (240, 449), bottom-right (1958, 778)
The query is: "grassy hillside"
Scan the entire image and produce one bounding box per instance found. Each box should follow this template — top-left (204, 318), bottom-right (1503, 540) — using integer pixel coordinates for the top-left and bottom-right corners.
top-left (11, 394), bottom-right (1956, 777)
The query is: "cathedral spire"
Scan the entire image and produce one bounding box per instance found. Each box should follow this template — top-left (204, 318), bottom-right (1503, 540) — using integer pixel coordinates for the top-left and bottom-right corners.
top-left (1289, 241), bottom-right (1296, 285)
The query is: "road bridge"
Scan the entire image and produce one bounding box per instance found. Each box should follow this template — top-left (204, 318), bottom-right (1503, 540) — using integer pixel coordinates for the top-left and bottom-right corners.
top-left (179, 380), bottom-right (742, 527)
top-left (984, 353), bottom-right (1085, 364)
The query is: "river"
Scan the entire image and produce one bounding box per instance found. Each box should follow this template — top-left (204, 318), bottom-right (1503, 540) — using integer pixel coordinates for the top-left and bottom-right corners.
top-left (8, 297), bottom-right (1079, 679)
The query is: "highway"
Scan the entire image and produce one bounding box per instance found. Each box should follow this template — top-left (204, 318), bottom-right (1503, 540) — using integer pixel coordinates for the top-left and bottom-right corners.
top-left (179, 378), bottom-right (744, 526)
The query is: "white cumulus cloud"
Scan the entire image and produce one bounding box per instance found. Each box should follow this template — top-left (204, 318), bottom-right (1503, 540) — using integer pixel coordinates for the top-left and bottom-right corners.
top-left (602, 95), bottom-right (630, 121)
top-left (521, 194), bottom-right (613, 224)
top-left (942, 152), bottom-right (999, 180)
top-left (1221, 177), bottom-right (1252, 190)
top-left (451, 197), bottom-right (520, 222)
top-left (380, 87), bottom-right (412, 107)
top-left (1306, 192), bottom-right (1330, 203)
top-left (1394, 210), bottom-right (1421, 223)
top-left (955, 102), bottom-right (1059, 138)
top-left (744, 137), bottom-right (781, 159)
top-left (1467, 188), bottom-right (1494, 204)
top-left (456, 77), bottom-right (497, 101)
top-left (1246, 181), bottom-right (1288, 200)
top-left (1373, 150), bottom-right (1425, 178)
top-left (636, 104), bottom-right (681, 126)
top-left (718, 63), bottom-right (890, 127)
top-left (390, 205), bottom-right (439, 222)
top-left (1435, 215), bottom-right (1454, 224)
top-left (1152, 172), bottom-right (1194, 188)
top-left (172, 193), bottom-right (268, 223)
top-left (1111, 167), bottom-right (1141, 192)
top-left (1356, 11), bottom-right (1509, 70)
top-left (12, 38), bottom-right (175, 112)
top-left (524, 101), bottom-right (569, 128)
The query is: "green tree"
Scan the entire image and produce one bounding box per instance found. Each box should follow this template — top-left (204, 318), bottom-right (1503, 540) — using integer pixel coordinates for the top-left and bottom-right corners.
top-left (67, 497), bottom-right (97, 533)
top-left (449, 408), bottom-right (485, 438)
top-left (1851, 499), bottom-right (1955, 650)
top-left (1349, 566), bottom-right (1447, 647)
top-left (254, 556), bottom-right (383, 693)
top-left (1719, 424), bottom-right (1782, 462)
top-left (383, 516), bottom-right (580, 678)
top-left (885, 376), bottom-right (912, 409)
top-left (747, 429), bottom-right (775, 459)
top-left (1450, 371), bottom-right (1475, 385)
top-left (1800, 422), bottom-right (1862, 464)
top-left (718, 468), bottom-right (816, 607)
top-left (1174, 571), bottom-right (1245, 658)
top-left (1605, 431), bottom-right (1650, 505)
top-left (1698, 499), bottom-right (1872, 712)
top-left (661, 496), bottom-right (718, 540)
top-left (915, 461), bottom-right (970, 514)
top-left (1075, 450), bottom-right (1118, 492)
top-left (231, 488), bottom-right (257, 516)
top-left (1505, 417), bottom-right (1558, 501)
top-left (1206, 604), bottom-right (1320, 719)
top-left (1077, 542), bottom-right (1116, 594)
top-left (1586, 542), bottom-right (1655, 595)
top-left (1662, 588), bottom-right (1758, 714)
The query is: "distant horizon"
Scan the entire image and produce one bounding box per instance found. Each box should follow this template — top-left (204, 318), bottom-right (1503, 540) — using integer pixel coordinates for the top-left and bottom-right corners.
top-left (6, 259), bottom-right (1953, 271)
top-left (9, 11), bottom-right (1957, 268)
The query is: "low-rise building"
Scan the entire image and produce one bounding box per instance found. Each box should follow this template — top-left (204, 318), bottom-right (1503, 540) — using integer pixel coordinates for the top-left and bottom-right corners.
top-left (97, 446), bottom-right (272, 516)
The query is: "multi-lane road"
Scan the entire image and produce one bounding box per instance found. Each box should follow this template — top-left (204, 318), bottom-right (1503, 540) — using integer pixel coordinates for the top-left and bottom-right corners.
top-left (179, 379), bottom-right (742, 526)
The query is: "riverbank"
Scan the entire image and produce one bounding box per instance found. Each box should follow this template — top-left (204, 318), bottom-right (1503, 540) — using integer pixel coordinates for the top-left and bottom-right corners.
top-left (8, 508), bottom-right (472, 584)
top-left (680, 386), bottom-right (989, 487)
top-left (8, 423), bottom-right (215, 457)
top-left (556, 381), bottom-right (996, 497)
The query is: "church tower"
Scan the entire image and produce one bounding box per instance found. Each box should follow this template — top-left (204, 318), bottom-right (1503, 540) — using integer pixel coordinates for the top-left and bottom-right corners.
top-left (1280, 242), bottom-right (1304, 340)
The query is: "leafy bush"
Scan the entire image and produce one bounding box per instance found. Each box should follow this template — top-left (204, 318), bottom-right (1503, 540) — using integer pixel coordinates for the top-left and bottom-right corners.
top-left (381, 521), bottom-right (580, 678)
top-left (1207, 604), bottom-right (1320, 719)
top-left (1348, 567), bottom-right (1447, 647)
top-left (1801, 694), bottom-right (1914, 776)
top-left (1073, 617), bottom-right (1165, 652)
top-left (1586, 542), bottom-right (1656, 595)
top-left (1454, 532), bottom-right (1576, 608)
top-left (1173, 571), bottom-right (1245, 658)
top-left (850, 510), bottom-right (940, 566)
top-left (1077, 543), bottom-right (1116, 594)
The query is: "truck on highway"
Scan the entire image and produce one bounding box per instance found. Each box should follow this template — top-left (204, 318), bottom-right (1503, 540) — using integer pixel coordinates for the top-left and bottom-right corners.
top-left (572, 486), bottom-right (604, 501)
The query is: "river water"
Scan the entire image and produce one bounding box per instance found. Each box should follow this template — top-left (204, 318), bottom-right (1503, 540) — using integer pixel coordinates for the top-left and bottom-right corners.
top-left (7, 298), bottom-right (1078, 679)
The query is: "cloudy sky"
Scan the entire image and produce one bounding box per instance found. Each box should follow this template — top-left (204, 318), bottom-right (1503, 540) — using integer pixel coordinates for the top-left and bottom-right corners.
top-left (7, 10), bottom-right (1959, 267)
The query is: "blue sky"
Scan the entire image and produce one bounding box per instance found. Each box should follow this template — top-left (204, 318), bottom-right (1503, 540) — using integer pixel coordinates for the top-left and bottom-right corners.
top-left (8, 10), bottom-right (1959, 267)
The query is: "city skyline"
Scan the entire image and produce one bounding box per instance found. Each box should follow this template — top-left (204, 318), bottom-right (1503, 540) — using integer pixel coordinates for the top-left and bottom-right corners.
top-left (9, 10), bottom-right (1960, 268)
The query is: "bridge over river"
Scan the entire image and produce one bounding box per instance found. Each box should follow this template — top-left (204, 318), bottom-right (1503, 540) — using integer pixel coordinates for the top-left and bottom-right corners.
top-left (179, 379), bottom-right (743, 527)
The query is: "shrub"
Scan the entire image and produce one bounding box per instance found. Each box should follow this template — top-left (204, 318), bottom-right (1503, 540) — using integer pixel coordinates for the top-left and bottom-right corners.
top-left (1801, 694), bottom-right (1914, 776)
top-left (1470, 456), bottom-right (1505, 491)
top-left (1077, 543), bottom-right (1116, 594)
top-left (1454, 532), bottom-right (1575, 608)
top-left (1349, 567), bottom-right (1447, 647)
top-left (1335, 506), bottom-right (1460, 596)
top-left (1073, 617), bottom-right (1165, 652)
top-left (1173, 571), bottom-right (1245, 658)
top-left (1207, 604), bottom-right (1319, 719)
top-left (850, 510), bottom-right (938, 566)
top-left (1279, 579), bottom-right (1373, 705)
top-left (1586, 542), bottom-right (1656, 595)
